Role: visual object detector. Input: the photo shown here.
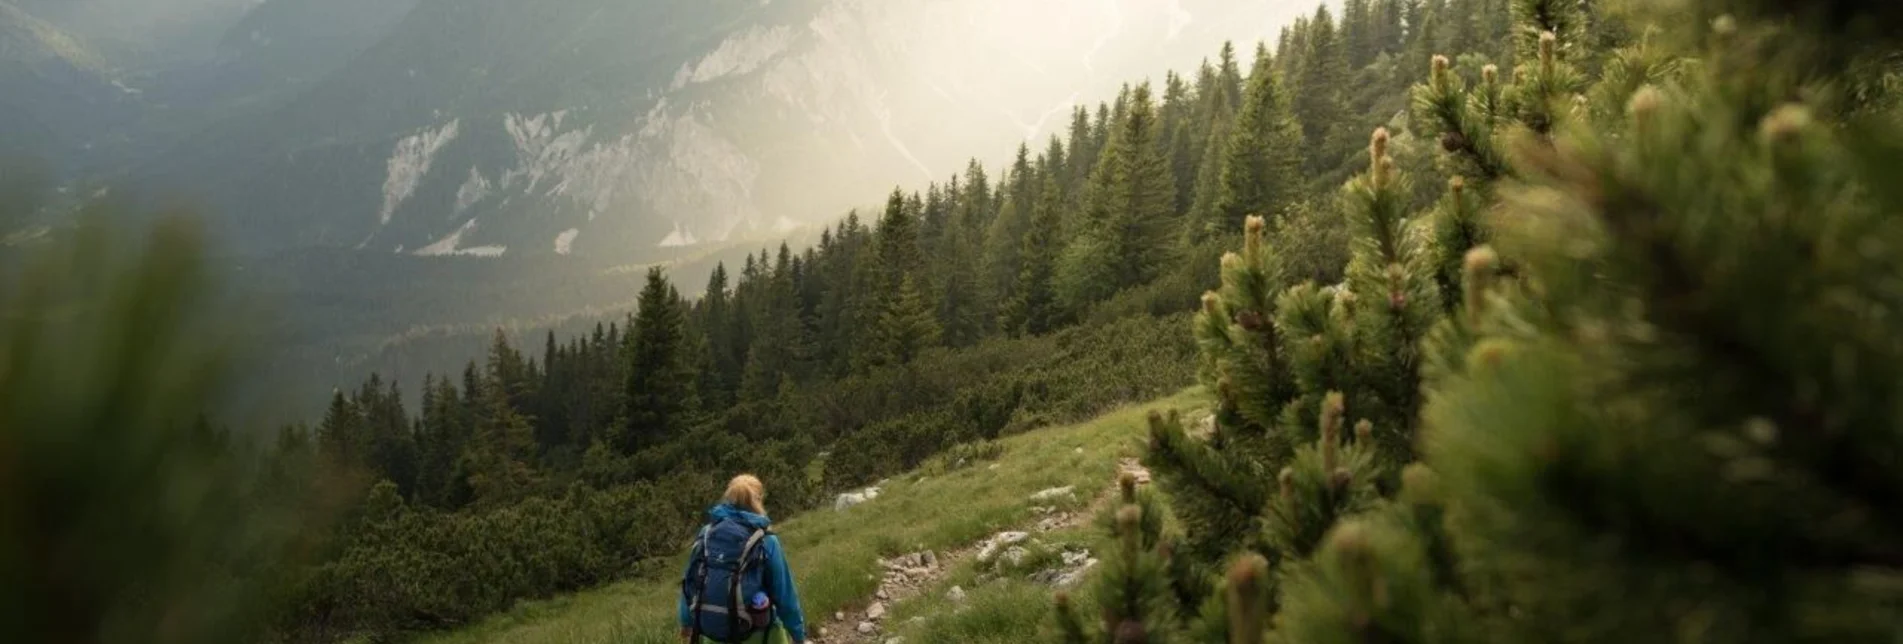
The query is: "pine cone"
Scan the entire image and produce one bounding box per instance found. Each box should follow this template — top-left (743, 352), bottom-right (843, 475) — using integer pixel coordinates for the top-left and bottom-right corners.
top-left (1440, 131), bottom-right (1469, 154)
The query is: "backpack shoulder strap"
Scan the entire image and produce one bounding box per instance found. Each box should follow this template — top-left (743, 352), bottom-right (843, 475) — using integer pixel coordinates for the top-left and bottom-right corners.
top-left (684, 523), bottom-right (715, 641)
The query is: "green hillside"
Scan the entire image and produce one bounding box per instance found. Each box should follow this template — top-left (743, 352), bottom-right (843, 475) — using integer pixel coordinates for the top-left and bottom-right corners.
top-left (421, 390), bottom-right (1199, 644)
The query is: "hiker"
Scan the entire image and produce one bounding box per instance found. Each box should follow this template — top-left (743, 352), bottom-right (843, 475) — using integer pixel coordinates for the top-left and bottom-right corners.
top-left (680, 474), bottom-right (809, 644)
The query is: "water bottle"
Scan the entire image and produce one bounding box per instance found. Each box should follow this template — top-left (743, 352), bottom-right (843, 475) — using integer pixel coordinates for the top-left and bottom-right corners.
top-left (747, 591), bottom-right (772, 629)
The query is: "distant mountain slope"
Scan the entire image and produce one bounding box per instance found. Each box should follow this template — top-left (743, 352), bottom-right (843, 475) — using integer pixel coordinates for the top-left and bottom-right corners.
top-left (0, 2), bottom-right (129, 172)
top-left (105, 0), bottom-right (1309, 260)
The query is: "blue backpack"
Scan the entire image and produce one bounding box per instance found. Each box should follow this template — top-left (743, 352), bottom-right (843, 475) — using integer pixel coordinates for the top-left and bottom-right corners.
top-left (683, 517), bottom-right (774, 642)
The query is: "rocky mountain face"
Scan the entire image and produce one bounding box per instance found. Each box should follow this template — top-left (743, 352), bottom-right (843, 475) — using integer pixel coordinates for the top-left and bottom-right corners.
top-left (10, 0), bottom-right (1308, 261)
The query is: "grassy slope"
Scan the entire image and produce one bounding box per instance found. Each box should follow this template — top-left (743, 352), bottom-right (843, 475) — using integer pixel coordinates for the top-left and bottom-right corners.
top-left (420, 389), bottom-right (1203, 644)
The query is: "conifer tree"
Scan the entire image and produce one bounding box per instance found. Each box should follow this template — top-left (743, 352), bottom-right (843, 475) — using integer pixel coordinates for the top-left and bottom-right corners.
top-left (1343, 0), bottom-right (1377, 68)
top-left (1057, 83), bottom-right (1176, 311)
top-left (1160, 71), bottom-right (1201, 216)
top-left (1293, 6), bottom-right (1351, 162)
top-left (1147, 217), bottom-right (1294, 566)
top-left (1336, 128), bottom-right (1438, 465)
top-left (318, 389), bottom-right (368, 472)
top-left (1066, 106), bottom-right (1098, 191)
top-left (1213, 44), bottom-right (1306, 233)
top-left (462, 334), bottom-right (539, 505)
top-left (415, 374), bottom-right (471, 508)
top-left (1052, 472), bottom-right (1182, 643)
top-left (618, 268), bottom-right (697, 454)
top-left (1005, 158), bottom-right (1065, 337)
top-left (939, 167), bottom-right (989, 346)
top-left (697, 263), bottom-right (740, 408)
top-left (1186, 60), bottom-right (1241, 241)
top-left (1216, 42), bottom-right (1246, 114)
top-left (1412, 4), bottom-right (1903, 638)
top-left (984, 145), bottom-right (1036, 322)
top-left (1131, 4), bottom-right (1903, 644)
top-left (871, 275), bottom-right (939, 366)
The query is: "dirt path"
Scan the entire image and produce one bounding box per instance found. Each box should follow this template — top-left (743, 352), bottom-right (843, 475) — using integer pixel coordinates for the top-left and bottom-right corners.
top-left (810, 458), bottom-right (1150, 644)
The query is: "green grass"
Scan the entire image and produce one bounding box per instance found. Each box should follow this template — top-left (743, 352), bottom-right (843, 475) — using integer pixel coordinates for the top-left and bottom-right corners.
top-left (419, 389), bottom-right (1201, 644)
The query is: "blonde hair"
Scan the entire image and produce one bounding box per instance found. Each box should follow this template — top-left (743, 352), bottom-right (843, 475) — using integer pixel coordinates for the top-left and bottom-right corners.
top-left (723, 474), bottom-right (767, 515)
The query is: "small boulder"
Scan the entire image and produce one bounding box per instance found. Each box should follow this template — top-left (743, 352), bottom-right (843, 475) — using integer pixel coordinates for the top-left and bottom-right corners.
top-left (947, 585), bottom-right (967, 602)
top-left (834, 611), bottom-right (845, 621)
top-left (858, 621), bottom-right (878, 634)
top-left (1000, 546), bottom-right (1030, 567)
top-left (1028, 485), bottom-right (1075, 502)
top-left (976, 531), bottom-right (1030, 562)
top-left (876, 588), bottom-right (889, 600)
top-left (1054, 559), bottom-right (1100, 588)
top-left (834, 486), bottom-right (882, 511)
top-left (921, 550), bottom-right (938, 568)
top-left (866, 602), bottom-right (887, 620)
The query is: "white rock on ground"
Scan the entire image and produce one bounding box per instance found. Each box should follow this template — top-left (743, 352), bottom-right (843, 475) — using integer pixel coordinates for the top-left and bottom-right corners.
top-left (1028, 485), bottom-right (1075, 502)
top-left (1118, 457), bottom-right (1153, 485)
top-left (1054, 559), bottom-right (1099, 588)
top-left (1000, 546), bottom-right (1030, 566)
top-left (834, 486), bottom-right (882, 511)
top-left (858, 621), bottom-right (878, 634)
top-left (947, 585), bottom-right (967, 602)
top-left (975, 531), bottom-right (1030, 562)
top-left (866, 601), bottom-right (887, 620)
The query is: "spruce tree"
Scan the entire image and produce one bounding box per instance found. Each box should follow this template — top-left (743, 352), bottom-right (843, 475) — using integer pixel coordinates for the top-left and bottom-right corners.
top-left (697, 263), bottom-right (740, 408)
top-left (462, 333), bottom-right (539, 505)
top-left (1216, 42), bottom-right (1246, 114)
top-left (939, 175), bottom-right (987, 347)
top-left (1186, 60), bottom-right (1241, 242)
top-left (1344, 0), bottom-right (1377, 68)
top-left (618, 267), bottom-right (697, 454)
top-left (984, 145), bottom-right (1036, 324)
top-left (871, 275), bottom-right (940, 366)
top-left (1213, 43), bottom-right (1306, 233)
top-left (1293, 6), bottom-right (1351, 162)
top-left (1005, 157), bottom-right (1065, 337)
top-left (1057, 83), bottom-right (1176, 311)
top-left (1160, 71), bottom-right (1201, 216)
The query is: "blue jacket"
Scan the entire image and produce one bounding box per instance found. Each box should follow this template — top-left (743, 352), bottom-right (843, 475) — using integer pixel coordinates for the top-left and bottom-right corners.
top-left (679, 504), bottom-right (808, 642)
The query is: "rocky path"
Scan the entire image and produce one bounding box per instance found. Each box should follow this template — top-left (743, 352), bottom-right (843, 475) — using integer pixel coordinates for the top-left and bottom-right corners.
top-left (810, 458), bottom-right (1151, 644)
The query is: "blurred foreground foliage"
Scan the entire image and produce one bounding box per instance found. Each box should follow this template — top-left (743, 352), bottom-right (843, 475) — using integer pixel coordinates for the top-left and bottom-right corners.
top-left (0, 211), bottom-right (333, 643)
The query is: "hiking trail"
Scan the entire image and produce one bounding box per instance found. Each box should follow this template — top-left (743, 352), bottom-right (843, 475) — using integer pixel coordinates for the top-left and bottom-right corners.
top-left (810, 458), bottom-right (1151, 644)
